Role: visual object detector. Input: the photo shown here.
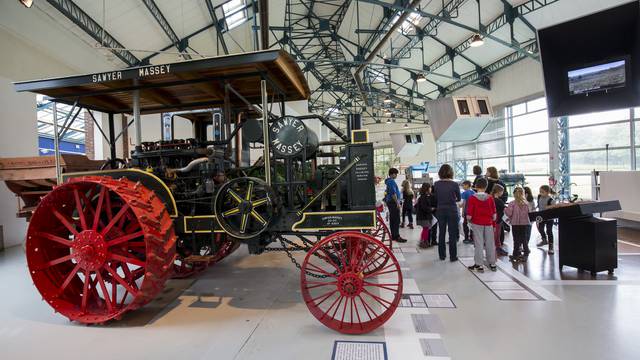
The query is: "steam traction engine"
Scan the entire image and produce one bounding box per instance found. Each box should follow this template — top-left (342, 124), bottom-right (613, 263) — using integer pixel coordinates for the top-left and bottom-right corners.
top-left (11, 50), bottom-right (401, 334)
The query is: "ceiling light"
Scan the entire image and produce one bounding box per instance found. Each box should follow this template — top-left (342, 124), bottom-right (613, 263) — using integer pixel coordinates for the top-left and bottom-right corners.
top-left (470, 33), bottom-right (484, 47)
top-left (384, 96), bottom-right (392, 104)
top-left (404, 123), bottom-right (409, 128)
top-left (19, 0), bottom-right (33, 7)
top-left (386, 118), bottom-right (392, 123)
top-left (416, 73), bottom-right (427, 83)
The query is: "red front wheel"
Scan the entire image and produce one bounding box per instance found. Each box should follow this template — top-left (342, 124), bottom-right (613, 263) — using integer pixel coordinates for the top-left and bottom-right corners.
top-left (300, 232), bottom-right (402, 334)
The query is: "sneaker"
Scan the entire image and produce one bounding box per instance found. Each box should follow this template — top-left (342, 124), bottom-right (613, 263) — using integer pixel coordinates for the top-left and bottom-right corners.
top-left (463, 239), bottom-right (473, 244)
top-left (408, 224), bottom-right (414, 229)
top-left (450, 257), bottom-right (458, 262)
top-left (395, 237), bottom-right (407, 243)
top-left (489, 264), bottom-right (497, 272)
top-left (548, 247), bottom-right (555, 255)
top-left (468, 264), bottom-right (484, 272)
top-left (418, 241), bottom-right (428, 249)
top-left (537, 239), bottom-right (548, 247)
top-left (497, 248), bottom-right (509, 256)
top-left (400, 223), bottom-right (405, 228)
top-left (509, 255), bottom-right (521, 262)
top-left (519, 255), bottom-right (528, 262)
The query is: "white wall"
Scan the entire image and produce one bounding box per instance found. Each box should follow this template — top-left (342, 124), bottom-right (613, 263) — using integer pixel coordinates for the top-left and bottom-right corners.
top-left (0, 28), bottom-right (77, 248)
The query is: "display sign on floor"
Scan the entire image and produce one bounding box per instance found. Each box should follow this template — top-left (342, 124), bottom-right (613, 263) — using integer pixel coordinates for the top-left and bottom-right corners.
top-left (331, 341), bottom-right (388, 360)
top-left (399, 293), bottom-right (456, 308)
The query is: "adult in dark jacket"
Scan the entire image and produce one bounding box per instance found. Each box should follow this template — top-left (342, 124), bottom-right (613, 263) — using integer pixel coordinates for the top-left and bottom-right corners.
top-left (485, 166), bottom-right (508, 203)
top-left (471, 165), bottom-right (484, 190)
top-left (433, 164), bottom-right (461, 261)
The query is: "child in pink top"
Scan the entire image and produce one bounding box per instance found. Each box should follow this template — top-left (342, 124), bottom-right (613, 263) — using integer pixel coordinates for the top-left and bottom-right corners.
top-left (505, 187), bottom-right (532, 262)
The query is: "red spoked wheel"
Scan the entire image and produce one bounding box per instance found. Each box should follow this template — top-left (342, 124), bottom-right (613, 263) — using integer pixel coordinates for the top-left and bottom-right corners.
top-left (26, 176), bottom-right (176, 324)
top-left (300, 231), bottom-right (402, 334)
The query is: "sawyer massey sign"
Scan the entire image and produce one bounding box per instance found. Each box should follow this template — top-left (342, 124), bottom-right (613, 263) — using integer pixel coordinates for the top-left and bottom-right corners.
top-left (90, 64), bottom-right (171, 83)
top-left (292, 211), bottom-right (376, 231)
top-left (269, 116), bottom-right (307, 157)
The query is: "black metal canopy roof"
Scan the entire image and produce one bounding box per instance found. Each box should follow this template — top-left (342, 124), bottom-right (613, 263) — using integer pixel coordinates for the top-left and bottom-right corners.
top-left (14, 50), bottom-right (310, 115)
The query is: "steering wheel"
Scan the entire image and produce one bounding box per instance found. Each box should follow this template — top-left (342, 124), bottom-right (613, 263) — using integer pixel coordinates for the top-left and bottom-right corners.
top-left (214, 177), bottom-right (277, 239)
top-left (100, 158), bottom-right (128, 170)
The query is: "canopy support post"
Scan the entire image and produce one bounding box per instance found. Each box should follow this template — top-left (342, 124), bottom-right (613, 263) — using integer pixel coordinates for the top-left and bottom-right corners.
top-left (133, 86), bottom-right (142, 152)
top-left (52, 102), bottom-right (62, 185)
top-left (108, 113), bottom-right (117, 166)
top-left (261, 79), bottom-right (271, 186)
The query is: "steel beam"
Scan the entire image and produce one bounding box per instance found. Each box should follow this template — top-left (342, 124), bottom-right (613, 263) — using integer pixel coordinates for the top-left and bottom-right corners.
top-left (45, 0), bottom-right (139, 66)
top-left (141, 0), bottom-right (191, 59)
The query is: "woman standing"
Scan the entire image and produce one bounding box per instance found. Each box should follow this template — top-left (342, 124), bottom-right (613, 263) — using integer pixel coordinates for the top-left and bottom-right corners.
top-left (401, 180), bottom-right (415, 229)
top-left (433, 164), bottom-right (461, 261)
top-left (485, 166), bottom-right (508, 203)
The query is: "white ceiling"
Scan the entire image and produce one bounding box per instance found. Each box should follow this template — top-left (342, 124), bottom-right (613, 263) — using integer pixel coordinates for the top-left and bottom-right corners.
top-left (0, 0), bottom-right (634, 119)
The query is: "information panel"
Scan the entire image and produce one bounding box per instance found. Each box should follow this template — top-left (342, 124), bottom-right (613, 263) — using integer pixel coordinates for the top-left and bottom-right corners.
top-left (346, 143), bottom-right (375, 210)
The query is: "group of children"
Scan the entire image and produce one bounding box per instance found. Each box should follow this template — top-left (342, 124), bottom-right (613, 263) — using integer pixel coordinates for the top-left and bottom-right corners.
top-left (404, 174), bottom-right (556, 272)
top-left (466, 183), bottom-right (556, 272)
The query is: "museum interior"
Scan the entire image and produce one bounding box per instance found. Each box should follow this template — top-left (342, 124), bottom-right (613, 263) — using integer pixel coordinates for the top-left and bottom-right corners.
top-left (1, 1), bottom-right (639, 359)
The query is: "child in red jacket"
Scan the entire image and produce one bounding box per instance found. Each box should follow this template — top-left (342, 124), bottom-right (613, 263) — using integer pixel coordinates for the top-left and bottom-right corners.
top-left (465, 178), bottom-right (497, 272)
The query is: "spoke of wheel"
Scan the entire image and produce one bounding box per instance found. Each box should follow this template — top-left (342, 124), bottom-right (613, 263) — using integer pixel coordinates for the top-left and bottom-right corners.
top-left (104, 192), bottom-right (113, 221)
top-left (95, 271), bottom-right (113, 313)
top-left (305, 262), bottom-right (338, 278)
top-left (104, 264), bottom-right (139, 296)
top-left (352, 297), bottom-right (363, 329)
top-left (36, 231), bottom-right (73, 247)
top-left (36, 253), bottom-right (74, 270)
top-left (307, 289), bottom-right (338, 305)
top-left (361, 250), bottom-right (390, 274)
top-left (108, 230), bottom-right (145, 247)
top-left (110, 253), bottom-right (145, 267)
top-left (252, 198), bottom-right (268, 207)
top-left (53, 210), bottom-right (79, 236)
top-left (362, 289), bottom-right (393, 309)
top-left (222, 207), bottom-right (240, 217)
top-left (101, 204), bottom-right (130, 236)
top-left (357, 244), bottom-right (379, 272)
top-left (331, 238), bottom-right (348, 271)
top-left (250, 210), bottom-right (267, 225)
top-left (321, 293), bottom-right (342, 320)
top-left (357, 294), bottom-right (378, 321)
top-left (362, 281), bottom-right (400, 292)
top-left (316, 247), bottom-right (341, 271)
top-left (110, 267), bottom-right (117, 305)
top-left (239, 212), bottom-right (249, 233)
top-left (56, 263), bottom-right (82, 296)
top-left (245, 181), bottom-right (254, 201)
top-left (365, 266), bottom-right (399, 278)
top-left (329, 295), bottom-right (344, 320)
top-left (227, 189), bottom-right (243, 204)
top-left (119, 290), bottom-right (129, 308)
top-left (120, 263), bottom-right (140, 291)
top-left (73, 189), bottom-right (88, 231)
top-left (80, 269), bottom-right (91, 312)
top-left (304, 281), bottom-right (337, 290)
top-left (360, 247), bottom-right (385, 272)
top-left (340, 295), bottom-right (348, 328)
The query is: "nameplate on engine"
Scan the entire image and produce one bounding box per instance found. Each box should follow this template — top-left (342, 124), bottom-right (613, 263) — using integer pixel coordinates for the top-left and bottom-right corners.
top-left (292, 211), bottom-right (376, 231)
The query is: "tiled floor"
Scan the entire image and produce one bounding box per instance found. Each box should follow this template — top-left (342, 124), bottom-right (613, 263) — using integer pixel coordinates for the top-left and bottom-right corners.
top-left (0, 223), bottom-right (639, 359)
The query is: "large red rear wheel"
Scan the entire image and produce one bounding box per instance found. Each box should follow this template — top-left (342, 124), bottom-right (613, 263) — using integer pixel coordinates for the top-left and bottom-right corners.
top-left (26, 176), bottom-right (176, 323)
top-left (301, 232), bottom-right (402, 334)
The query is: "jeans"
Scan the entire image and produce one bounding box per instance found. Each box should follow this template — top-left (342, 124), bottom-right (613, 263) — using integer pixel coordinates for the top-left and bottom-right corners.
top-left (386, 200), bottom-right (400, 240)
top-left (402, 206), bottom-right (413, 225)
top-left (537, 220), bottom-right (554, 243)
top-left (436, 208), bottom-right (459, 260)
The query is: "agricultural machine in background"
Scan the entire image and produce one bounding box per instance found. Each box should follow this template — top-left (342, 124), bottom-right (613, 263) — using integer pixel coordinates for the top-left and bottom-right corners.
top-left (2, 50), bottom-right (401, 334)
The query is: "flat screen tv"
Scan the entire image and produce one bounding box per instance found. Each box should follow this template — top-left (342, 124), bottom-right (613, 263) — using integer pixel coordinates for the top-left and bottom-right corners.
top-left (568, 58), bottom-right (627, 96)
top-left (538, 1), bottom-right (640, 117)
